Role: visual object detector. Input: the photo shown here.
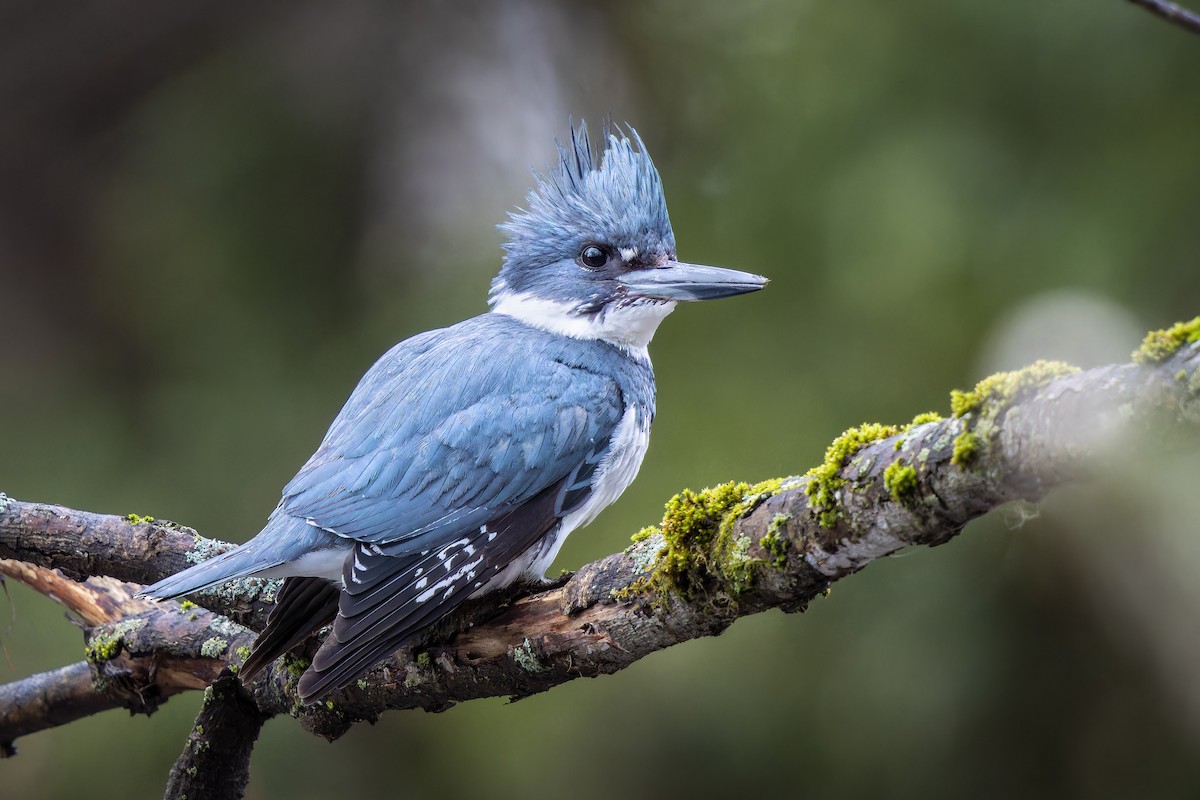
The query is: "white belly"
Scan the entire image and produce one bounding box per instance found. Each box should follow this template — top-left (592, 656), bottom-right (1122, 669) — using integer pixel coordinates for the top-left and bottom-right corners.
top-left (478, 404), bottom-right (651, 591)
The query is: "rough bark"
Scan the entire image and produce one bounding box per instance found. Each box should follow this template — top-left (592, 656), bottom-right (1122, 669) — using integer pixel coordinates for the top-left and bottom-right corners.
top-left (162, 674), bottom-right (270, 800)
top-left (0, 662), bottom-right (110, 756)
top-left (0, 332), bottom-right (1197, 797)
top-left (0, 561), bottom-right (236, 756)
top-left (0, 507), bottom-right (277, 628)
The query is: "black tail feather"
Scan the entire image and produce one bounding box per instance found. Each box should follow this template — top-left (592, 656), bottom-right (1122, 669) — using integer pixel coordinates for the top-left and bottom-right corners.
top-left (295, 566), bottom-right (499, 703)
top-left (295, 480), bottom-right (568, 703)
top-left (240, 577), bottom-right (339, 681)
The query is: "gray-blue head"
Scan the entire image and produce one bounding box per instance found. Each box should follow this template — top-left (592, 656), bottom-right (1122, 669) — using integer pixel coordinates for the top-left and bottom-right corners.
top-left (490, 122), bottom-right (766, 350)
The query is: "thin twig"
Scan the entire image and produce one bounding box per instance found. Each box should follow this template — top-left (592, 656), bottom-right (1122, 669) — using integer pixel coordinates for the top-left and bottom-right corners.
top-left (1127, 0), bottom-right (1200, 35)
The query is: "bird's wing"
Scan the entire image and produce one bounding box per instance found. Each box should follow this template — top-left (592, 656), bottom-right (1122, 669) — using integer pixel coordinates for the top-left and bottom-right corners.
top-left (296, 474), bottom-right (573, 700)
top-left (280, 318), bottom-right (625, 547)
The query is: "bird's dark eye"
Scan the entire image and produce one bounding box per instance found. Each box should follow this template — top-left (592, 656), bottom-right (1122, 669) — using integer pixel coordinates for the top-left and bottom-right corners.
top-left (579, 245), bottom-right (608, 270)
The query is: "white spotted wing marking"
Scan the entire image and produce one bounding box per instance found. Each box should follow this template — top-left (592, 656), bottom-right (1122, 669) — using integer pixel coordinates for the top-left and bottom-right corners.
top-left (345, 535), bottom-right (490, 613)
top-left (400, 537), bottom-right (484, 603)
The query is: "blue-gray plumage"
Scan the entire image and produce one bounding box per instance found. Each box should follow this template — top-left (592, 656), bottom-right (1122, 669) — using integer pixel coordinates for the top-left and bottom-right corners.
top-left (140, 121), bottom-right (767, 703)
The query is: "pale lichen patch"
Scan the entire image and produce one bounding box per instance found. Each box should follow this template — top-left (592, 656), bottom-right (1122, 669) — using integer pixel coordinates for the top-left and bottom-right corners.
top-left (510, 638), bottom-right (548, 673)
top-left (200, 637), bottom-right (229, 659)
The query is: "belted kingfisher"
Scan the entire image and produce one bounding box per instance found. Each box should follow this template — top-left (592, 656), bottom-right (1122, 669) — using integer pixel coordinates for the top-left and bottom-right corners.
top-left (141, 122), bottom-right (767, 703)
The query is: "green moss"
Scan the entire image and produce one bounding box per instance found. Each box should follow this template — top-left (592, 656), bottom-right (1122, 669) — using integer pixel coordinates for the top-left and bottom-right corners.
top-left (125, 513), bottom-right (155, 525)
top-left (83, 631), bottom-right (117, 664)
top-left (944, 362), bottom-right (1079, 468)
top-left (804, 423), bottom-right (900, 527)
top-left (950, 360), bottom-right (1080, 418)
top-left (1134, 316), bottom-right (1200, 364)
top-left (415, 651), bottom-right (431, 668)
top-left (178, 600), bottom-right (196, 611)
top-left (747, 477), bottom-right (783, 501)
top-left (760, 512), bottom-right (792, 568)
top-left (656, 482), bottom-right (747, 580)
top-left (722, 535), bottom-right (756, 595)
top-left (284, 655), bottom-right (310, 677)
top-left (235, 645), bottom-right (252, 663)
top-left (883, 460), bottom-right (918, 503)
top-left (280, 654), bottom-right (311, 714)
top-left (630, 525), bottom-right (658, 543)
top-left (200, 637), bottom-right (229, 659)
top-left (952, 431), bottom-right (980, 465)
top-left (356, 679), bottom-right (369, 690)
top-left (85, 618), bottom-right (147, 664)
top-left (654, 479), bottom-right (780, 597)
top-left (620, 478), bottom-right (782, 603)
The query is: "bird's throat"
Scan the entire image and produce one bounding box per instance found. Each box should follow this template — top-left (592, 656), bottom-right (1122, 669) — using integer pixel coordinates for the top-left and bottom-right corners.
top-left (490, 291), bottom-right (675, 352)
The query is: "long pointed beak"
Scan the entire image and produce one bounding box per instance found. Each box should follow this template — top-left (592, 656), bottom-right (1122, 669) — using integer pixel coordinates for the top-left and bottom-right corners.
top-left (618, 261), bottom-right (768, 302)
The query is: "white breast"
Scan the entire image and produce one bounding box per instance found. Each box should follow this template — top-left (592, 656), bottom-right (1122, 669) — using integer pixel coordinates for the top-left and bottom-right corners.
top-left (479, 404), bottom-right (652, 590)
top-left (560, 405), bottom-right (651, 535)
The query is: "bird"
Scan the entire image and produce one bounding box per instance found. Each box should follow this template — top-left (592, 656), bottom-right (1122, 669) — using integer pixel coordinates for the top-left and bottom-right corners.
top-left (140, 121), bottom-right (768, 704)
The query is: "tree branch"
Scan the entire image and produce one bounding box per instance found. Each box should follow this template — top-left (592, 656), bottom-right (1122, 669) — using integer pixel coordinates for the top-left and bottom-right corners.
top-left (0, 662), bottom-right (111, 757)
top-left (0, 503), bottom-right (278, 628)
top-left (0, 559), bottom-right (243, 756)
top-left (163, 674), bottom-right (271, 800)
top-left (1127, 0), bottom-right (1200, 35)
top-left (0, 321), bottom-right (1197, 790)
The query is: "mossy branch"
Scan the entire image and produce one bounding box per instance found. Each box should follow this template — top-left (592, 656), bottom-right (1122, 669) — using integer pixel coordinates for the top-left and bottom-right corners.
top-left (0, 318), bottom-right (1197, 799)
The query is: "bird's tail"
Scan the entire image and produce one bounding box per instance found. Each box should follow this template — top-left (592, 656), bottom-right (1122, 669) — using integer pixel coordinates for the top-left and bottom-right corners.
top-left (139, 542), bottom-right (283, 600)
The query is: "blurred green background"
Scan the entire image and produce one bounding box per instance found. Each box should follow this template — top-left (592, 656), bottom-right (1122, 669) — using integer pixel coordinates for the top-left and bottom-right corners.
top-left (3, 1), bottom-right (1200, 797)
